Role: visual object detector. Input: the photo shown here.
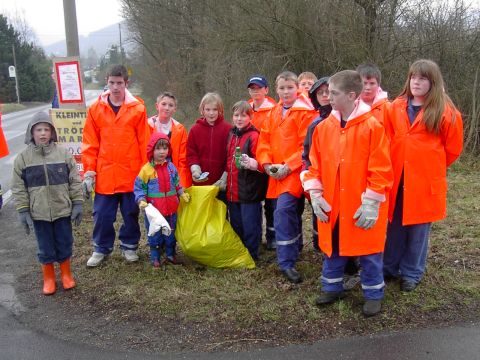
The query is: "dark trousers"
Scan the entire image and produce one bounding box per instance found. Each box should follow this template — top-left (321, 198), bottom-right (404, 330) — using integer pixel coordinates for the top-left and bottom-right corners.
top-left (145, 214), bottom-right (177, 261)
top-left (228, 201), bottom-right (262, 260)
top-left (92, 192), bottom-right (140, 255)
top-left (264, 198), bottom-right (276, 246)
top-left (33, 216), bottom-right (73, 264)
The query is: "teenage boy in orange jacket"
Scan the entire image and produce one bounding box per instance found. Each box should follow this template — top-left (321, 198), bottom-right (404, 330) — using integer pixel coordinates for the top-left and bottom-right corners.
top-left (303, 70), bottom-right (393, 316)
top-left (257, 71), bottom-right (316, 283)
top-left (82, 65), bottom-right (149, 267)
top-left (247, 75), bottom-right (277, 250)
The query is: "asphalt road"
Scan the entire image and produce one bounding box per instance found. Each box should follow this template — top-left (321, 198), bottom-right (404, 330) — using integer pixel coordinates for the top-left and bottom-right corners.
top-left (0, 90), bottom-right (101, 200)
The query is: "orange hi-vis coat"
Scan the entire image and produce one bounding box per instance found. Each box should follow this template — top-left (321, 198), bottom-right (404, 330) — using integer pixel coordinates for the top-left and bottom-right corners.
top-left (0, 111), bottom-right (9, 158)
top-left (368, 88), bottom-right (390, 126)
top-left (248, 96), bottom-right (276, 131)
top-left (385, 97), bottom-right (463, 225)
top-left (82, 89), bottom-right (149, 194)
top-left (303, 101), bottom-right (393, 257)
top-left (147, 116), bottom-right (192, 189)
top-left (256, 93), bottom-right (316, 199)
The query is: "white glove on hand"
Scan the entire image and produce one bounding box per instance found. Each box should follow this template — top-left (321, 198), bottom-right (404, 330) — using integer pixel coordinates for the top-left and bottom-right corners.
top-left (190, 164), bottom-right (201, 180)
top-left (310, 190), bottom-right (332, 223)
top-left (82, 171), bottom-right (96, 199)
top-left (240, 154), bottom-right (258, 171)
top-left (353, 194), bottom-right (380, 230)
top-left (273, 164), bottom-right (291, 180)
top-left (161, 226), bottom-right (172, 236)
top-left (213, 171), bottom-right (227, 191)
top-left (265, 163), bottom-right (282, 178)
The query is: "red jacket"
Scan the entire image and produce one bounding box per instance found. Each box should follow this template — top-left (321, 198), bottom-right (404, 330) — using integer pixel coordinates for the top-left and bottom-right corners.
top-left (256, 94), bottom-right (317, 198)
top-left (226, 124), bottom-right (268, 203)
top-left (82, 89), bottom-right (148, 194)
top-left (147, 116), bottom-right (192, 188)
top-left (0, 111), bottom-right (9, 158)
top-left (248, 97), bottom-right (276, 131)
top-left (303, 101), bottom-right (393, 257)
top-left (186, 116), bottom-right (232, 185)
top-left (385, 97), bottom-right (463, 225)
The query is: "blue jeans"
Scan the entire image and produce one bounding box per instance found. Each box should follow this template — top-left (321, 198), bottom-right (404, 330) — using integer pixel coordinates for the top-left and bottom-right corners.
top-left (274, 193), bottom-right (303, 270)
top-left (145, 214), bottom-right (177, 261)
top-left (92, 192), bottom-right (140, 255)
top-left (264, 198), bottom-right (276, 246)
top-left (321, 222), bottom-right (384, 300)
top-left (33, 217), bottom-right (73, 264)
top-left (228, 201), bottom-right (262, 260)
top-left (384, 184), bottom-right (431, 283)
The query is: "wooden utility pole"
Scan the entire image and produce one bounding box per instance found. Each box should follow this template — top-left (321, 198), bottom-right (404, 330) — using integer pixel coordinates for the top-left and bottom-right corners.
top-left (63, 0), bottom-right (80, 57)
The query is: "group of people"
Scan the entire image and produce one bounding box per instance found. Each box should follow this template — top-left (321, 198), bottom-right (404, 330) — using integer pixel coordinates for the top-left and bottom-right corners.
top-left (11, 60), bottom-right (463, 317)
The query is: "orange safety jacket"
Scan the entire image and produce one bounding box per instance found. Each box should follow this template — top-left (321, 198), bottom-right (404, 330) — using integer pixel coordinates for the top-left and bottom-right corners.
top-left (368, 88), bottom-right (390, 126)
top-left (256, 94), bottom-right (316, 199)
top-left (385, 97), bottom-right (463, 225)
top-left (81, 89), bottom-right (149, 194)
top-left (0, 111), bottom-right (9, 158)
top-left (248, 97), bottom-right (277, 131)
top-left (303, 101), bottom-right (393, 257)
top-left (147, 116), bottom-right (192, 189)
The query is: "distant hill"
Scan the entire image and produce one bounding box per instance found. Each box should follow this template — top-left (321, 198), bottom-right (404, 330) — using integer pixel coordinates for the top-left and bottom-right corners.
top-left (42, 21), bottom-right (135, 58)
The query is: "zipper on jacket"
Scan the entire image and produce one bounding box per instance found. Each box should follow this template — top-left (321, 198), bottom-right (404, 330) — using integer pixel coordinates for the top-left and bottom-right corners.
top-left (41, 146), bottom-right (53, 221)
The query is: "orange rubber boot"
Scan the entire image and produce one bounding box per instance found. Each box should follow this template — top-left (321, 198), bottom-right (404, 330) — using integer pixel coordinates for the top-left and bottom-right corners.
top-left (42, 263), bottom-right (56, 295)
top-left (59, 258), bottom-right (76, 290)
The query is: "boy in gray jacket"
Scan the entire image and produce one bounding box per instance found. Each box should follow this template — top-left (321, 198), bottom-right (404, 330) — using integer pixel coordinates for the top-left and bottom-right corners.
top-left (12, 111), bottom-right (83, 295)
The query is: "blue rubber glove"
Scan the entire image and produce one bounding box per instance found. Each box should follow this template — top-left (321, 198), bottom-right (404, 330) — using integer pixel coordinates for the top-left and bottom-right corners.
top-left (71, 203), bottom-right (83, 226)
top-left (19, 210), bottom-right (33, 235)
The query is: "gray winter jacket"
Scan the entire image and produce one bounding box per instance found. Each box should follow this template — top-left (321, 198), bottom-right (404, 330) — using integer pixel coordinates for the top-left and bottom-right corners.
top-left (12, 111), bottom-right (83, 221)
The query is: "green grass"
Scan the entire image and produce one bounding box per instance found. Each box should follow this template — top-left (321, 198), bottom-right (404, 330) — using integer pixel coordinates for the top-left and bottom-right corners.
top-left (65, 162), bottom-right (480, 350)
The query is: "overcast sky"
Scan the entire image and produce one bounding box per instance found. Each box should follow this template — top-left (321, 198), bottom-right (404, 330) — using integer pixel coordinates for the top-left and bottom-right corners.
top-left (0, 0), bottom-right (124, 46)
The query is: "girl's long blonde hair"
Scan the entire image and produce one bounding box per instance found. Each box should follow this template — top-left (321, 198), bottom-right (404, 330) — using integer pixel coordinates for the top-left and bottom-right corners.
top-left (399, 59), bottom-right (457, 134)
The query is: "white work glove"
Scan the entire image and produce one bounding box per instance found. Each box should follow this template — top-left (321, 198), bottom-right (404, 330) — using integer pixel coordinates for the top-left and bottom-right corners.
top-left (264, 163), bottom-right (282, 177)
top-left (161, 227), bottom-right (172, 236)
top-left (310, 190), bottom-right (332, 223)
top-left (213, 171), bottom-right (227, 191)
top-left (82, 171), bottom-right (96, 199)
top-left (190, 164), bottom-right (202, 181)
top-left (271, 164), bottom-right (291, 180)
top-left (353, 194), bottom-right (380, 230)
top-left (240, 154), bottom-right (258, 171)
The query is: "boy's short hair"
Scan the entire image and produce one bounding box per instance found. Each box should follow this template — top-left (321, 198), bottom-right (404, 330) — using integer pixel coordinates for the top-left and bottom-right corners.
top-left (329, 70), bottom-right (363, 97)
top-left (107, 65), bottom-right (129, 81)
top-left (356, 63), bottom-right (381, 84)
top-left (156, 91), bottom-right (177, 105)
top-left (275, 71), bottom-right (298, 86)
top-left (199, 92), bottom-right (224, 117)
top-left (298, 71), bottom-right (317, 82)
top-left (232, 100), bottom-right (254, 118)
top-left (247, 75), bottom-right (268, 88)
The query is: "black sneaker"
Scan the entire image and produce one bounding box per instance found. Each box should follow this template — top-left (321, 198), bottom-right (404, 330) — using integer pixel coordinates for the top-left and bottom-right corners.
top-left (362, 299), bottom-right (382, 317)
top-left (282, 268), bottom-right (302, 284)
top-left (315, 291), bottom-right (346, 306)
top-left (401, 280), bottom-right (418, 292)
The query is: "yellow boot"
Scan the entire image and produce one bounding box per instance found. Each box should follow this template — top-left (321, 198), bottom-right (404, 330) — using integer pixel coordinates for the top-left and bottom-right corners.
top-left (59, 258), bottom-right (76, 290)
top-left (42, 263), bottom-right (56, 295)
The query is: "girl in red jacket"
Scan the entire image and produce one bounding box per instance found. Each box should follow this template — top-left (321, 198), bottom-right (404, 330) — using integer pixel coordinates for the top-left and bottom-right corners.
top-left (186, 93), bottom-right (232, 194)
top-left (383, 59), bottom-right (463, 292)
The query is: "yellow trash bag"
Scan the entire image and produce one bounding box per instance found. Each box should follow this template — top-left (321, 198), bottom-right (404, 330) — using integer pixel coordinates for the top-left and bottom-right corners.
top-left (176, 186), bottom-right (255, 269)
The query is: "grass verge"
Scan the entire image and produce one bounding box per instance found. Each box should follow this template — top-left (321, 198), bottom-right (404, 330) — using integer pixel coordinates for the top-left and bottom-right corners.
top-left (49, 160), bottom-right (480, 351)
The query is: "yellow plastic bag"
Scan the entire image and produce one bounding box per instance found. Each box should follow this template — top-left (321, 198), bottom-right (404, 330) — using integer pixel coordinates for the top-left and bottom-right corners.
top-left (176, 186), bottom-right (255, 269)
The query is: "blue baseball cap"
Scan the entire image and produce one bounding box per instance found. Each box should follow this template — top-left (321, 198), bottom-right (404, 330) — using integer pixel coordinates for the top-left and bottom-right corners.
top-left (247, 75), bottom-right (268, 88)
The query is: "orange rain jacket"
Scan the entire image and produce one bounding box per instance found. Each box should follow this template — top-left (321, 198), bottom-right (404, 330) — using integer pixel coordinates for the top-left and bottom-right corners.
top-left (385, 97), bottom-right (463, 225)
top-left (256, 94), bottom-right (316, 199)
top-left (303, 101), bottom-right (393, 257)
top-left (0, 111), bottom-right (9, 158)
top-left (81, 89), bottom-right (149, 194)
top-left (147, 116), bottom-right (192, 188)
top-left (248, 96), bottom-right (277, 131)
top-left (368, 87), bottom-right (390, 126)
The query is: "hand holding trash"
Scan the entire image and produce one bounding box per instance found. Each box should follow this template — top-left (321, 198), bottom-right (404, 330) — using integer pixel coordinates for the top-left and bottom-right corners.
top-left (213, 171), bottom-right (227, 191)
top-left (144, 204), bottom-right (172, 236)
top-left (240, 154), bottom-right (258, 171)
top-left (180, 192), bottom-right (191, 203)
top-left (138, 200), bottom-right (148, 210)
